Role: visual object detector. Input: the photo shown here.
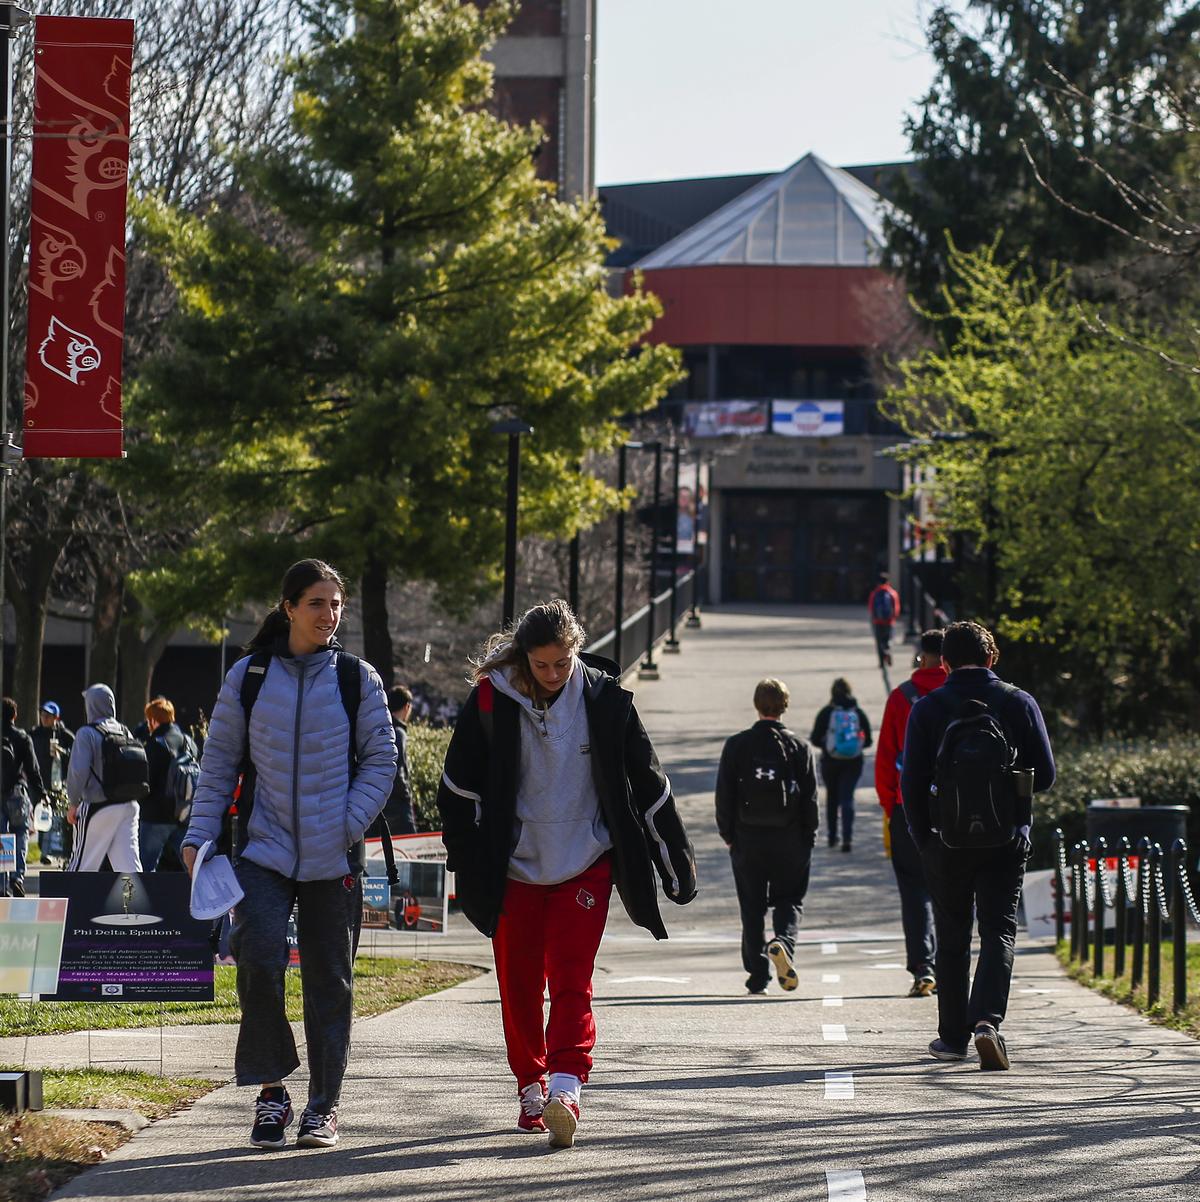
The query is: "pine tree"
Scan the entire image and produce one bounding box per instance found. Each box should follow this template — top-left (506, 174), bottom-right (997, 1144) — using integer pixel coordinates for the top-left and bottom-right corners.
top-left (133, 0), bottom-right (678, 681)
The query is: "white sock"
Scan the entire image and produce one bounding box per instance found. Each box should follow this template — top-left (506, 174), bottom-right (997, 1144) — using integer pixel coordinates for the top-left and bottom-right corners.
top-left (548, 1073), bottom-right (581, 1102)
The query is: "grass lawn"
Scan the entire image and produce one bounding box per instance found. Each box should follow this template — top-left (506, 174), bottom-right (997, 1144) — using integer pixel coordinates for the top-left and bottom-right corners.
top-left (0, 957), bottom-right (480, 1037)
top-left (0, 1068), bottom-right (217, 1202)
top-left (1057, 939), bottom-right (1200, 1037)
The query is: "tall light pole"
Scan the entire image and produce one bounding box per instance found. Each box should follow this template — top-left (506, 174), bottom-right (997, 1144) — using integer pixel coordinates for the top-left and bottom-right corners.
top-left (612, 440), bottom-right (641, 673)
top-left (492, 418), bottom-right (533, 629)
top-left (638, 441), bottom-right (662, 680)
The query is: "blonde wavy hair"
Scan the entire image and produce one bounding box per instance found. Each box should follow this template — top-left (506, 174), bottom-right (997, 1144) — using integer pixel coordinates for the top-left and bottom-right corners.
top-left (469, 599), bottom-right (587, 698)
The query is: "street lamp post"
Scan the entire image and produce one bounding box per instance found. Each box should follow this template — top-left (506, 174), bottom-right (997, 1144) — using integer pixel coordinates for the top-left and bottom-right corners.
top-left (663, 444), bottom-right (682, 653)
top-left (492, 418), bottom-right (533, 629)
top-left (612, 441), bottom-right (641, 673)
top-left (638, 442), bottom-right (662, 679)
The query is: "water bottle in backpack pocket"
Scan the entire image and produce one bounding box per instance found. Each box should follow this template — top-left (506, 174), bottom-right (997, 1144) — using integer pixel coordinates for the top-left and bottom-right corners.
top-left (932, 688), bottom-right (1019, 848)
top-left (825, 706), bottom-right (862, 760)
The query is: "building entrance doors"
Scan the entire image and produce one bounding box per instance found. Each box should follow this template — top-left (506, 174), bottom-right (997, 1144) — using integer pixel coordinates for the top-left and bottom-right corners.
top-left (721, 490), bottom-right (887, 604)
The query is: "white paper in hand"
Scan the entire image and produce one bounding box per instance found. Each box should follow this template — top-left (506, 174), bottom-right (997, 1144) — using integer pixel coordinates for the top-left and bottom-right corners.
top-left (189, 839), bottom-right (245, 920)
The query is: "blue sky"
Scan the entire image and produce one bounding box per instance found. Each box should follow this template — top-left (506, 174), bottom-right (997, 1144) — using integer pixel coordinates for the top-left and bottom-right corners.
top-left (595, 1), bottom-right (947, 184)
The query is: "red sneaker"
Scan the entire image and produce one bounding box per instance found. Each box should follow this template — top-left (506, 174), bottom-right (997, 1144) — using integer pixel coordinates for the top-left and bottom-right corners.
top-left (544, 1093), bottom-right (579, 1148)
top-left (516, 1082), bottom-right (546, 1133)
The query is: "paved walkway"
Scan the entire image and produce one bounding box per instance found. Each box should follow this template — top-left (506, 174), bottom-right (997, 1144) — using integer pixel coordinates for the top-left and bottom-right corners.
top-left (37, 606), bottom-right (1200, 1200)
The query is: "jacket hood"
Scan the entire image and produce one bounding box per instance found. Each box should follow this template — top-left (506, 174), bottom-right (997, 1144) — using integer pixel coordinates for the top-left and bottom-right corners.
top-left (912, 666), bottom-right (948, 694)
top-left (83, 683), bottom-right (116, 723)
top-left (490, 656), bottom-right (586, 739)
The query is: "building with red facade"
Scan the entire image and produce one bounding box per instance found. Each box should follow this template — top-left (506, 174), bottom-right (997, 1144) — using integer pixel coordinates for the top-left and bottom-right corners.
top-left (603, 154), bottom-right (907, 606)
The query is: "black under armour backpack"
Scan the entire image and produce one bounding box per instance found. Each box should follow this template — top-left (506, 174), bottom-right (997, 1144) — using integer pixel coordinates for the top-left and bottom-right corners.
top-left (737, 725), bottom-right (797, 829)
top-left (931, 685), bottom-right (1020, 849)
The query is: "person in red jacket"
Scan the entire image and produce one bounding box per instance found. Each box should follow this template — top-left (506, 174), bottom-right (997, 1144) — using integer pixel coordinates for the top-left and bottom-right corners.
top-left (867, 573), bottom-right (901, 667)
top-left (875, 628), bottom-right (947, 997)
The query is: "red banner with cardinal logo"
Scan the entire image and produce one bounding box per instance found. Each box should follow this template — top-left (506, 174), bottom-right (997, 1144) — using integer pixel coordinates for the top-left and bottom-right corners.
top-left (23, 16), bottom-right (134, 459)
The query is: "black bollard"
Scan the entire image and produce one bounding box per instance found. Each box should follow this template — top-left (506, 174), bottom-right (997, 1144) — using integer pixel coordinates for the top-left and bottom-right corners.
top-left (1132, 837), bottom-right (1150, 991)
top-left (1053, 828), bottom-right (1066, 946)
top-left (1172, 838), bottom-right (1188, 1012)
top-left (1092, 838), bottom-right (1107, 978)
top-left (1077, 843), bottom-right (1091, 966)
top-left (1148, 843), bottom-right (1163, 1008)
top-left (1114, 837), bottom-right (1130, 980)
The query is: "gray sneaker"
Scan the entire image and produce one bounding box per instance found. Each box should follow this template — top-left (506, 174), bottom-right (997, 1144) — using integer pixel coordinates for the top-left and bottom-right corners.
top-left (907, 975), bottom-right (936, 998)
top-left (928, 1038), bottom-right (968, 1061)
top-left (767, 939), bottom-right (798, 991)
top-left (296, 1109), bottom-right (338, 1148)
top-left (974, 1023), bottom-right (1010, 1070)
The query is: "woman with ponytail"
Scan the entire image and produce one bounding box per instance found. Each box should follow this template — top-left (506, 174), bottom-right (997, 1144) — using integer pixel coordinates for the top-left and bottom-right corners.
top-left (438, 599), bottom-right (697, 1149)
top-left (181, 559), bottom-right (396, 1151)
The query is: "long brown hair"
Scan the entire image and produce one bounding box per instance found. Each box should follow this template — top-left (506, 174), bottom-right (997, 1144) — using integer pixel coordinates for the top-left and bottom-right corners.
top-left (469, 599), bottom-right (587, 697)
top-left (245, 559), bottom-right (348, 654)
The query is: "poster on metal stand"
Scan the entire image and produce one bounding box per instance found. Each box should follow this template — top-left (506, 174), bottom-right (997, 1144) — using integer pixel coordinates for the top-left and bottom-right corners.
top-left (38, 871), bottom-right (214, 1002)
top-left (364, 832), bottom-right (449, 934)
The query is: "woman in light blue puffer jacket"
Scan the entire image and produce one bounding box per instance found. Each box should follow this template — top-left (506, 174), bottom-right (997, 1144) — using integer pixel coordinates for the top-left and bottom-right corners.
top-left (182, 559), bottom-right (396, 1152)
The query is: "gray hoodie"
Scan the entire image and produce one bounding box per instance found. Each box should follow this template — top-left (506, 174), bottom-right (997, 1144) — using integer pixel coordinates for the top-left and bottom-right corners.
top-left (65, 684), bottom-right (129, 806)
top-left (490, 659), bottom-right (612, 886)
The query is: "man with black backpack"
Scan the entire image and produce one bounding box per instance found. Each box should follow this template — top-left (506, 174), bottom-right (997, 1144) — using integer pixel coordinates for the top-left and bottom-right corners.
top-left (901, 622), bottom-right (1055, 1070)
top-left (716, 678), bottom-right (819, 995)
top-left (141, 696), bottom-right (200, 870)
top-left (65, 683), bottom-right (149, 872)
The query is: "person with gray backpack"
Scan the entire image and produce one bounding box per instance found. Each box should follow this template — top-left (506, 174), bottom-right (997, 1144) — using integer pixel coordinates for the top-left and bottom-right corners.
top-left (901, 621), bottom-right (1055, 1071)
top-left (810, 679), bottom-right (872, 853)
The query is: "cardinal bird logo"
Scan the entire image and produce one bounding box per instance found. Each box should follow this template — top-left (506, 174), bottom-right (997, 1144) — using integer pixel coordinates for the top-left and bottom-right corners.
top-left (37, 316), bottom-right (101, 385)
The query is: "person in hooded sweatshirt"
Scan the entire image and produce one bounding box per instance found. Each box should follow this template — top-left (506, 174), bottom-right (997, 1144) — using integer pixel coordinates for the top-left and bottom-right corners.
top-left (65, 683), bottom-right (144, 873)
top-left (181, 559), bottom-right (396, 1152)
top-left (809, 678), bottom-right (872, 853)
top-left (438, 599), bottom-right (697, 1150)
top-left (874, 629), bottom-right (948, 997)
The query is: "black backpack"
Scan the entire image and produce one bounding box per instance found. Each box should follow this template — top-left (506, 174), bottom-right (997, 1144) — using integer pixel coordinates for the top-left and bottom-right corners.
top-left (156, 729), bottom-right (201, 823)
top-left (737, 725), bottom-right (799, 829)
top-left (90, 722), bottom-right (150, 805)
top-left (932, 684), bottom-right (1019, 849)
top-left (221, 650), bottom-right (397, 885)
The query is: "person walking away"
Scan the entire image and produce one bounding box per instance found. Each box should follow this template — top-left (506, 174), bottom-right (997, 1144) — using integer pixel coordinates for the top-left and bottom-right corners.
top-left (29, 700), bottom-right (73, 791)
top-left (2, 698), bottom-right (46, 897)
top-left (181, 559), bottom-right (396, 1151)
top-left (438, 600), bottom-right (696, 1149)
top-left (141, 697), bottom-right (199, 870)
top-left (810, 679), bottom-right (871, 853)
top-left (867, 572), bottom-right (901, 668)
top-left (901, 621), bottom-right (1054, 1070)
top-left (65, 684), bottom-right (148, 873)
top-left (716, 678), bottom-right (818, 995)
top-left (875, 630), bottom-right (947, 997)
top-left (370, 684), bottom-right (416, 838)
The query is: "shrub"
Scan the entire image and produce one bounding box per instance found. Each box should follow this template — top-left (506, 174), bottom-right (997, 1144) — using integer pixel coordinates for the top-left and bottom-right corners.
top-left (407, 723), bottom-right (454, 832)
top-left (1032, 737), bottom-right (1200, 867)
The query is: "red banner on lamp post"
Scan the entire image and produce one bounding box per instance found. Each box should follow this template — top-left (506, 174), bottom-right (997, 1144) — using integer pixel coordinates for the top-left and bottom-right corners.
top-left (22, 15), bottom-right (134, 459)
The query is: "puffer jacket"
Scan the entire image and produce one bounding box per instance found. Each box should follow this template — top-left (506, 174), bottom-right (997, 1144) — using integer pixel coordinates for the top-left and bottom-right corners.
top-left (183, 643), bottom-right (397, 881)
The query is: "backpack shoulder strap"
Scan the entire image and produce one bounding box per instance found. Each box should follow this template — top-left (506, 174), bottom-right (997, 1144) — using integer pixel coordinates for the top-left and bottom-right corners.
top-left (477, 677), bottom-right (495, 747)
top-left (898, 680), bottom-right (920, 706)
top-left (239, 651), bottom-right (273, 731)
top-left (334, 651), bottom-right (362, 766)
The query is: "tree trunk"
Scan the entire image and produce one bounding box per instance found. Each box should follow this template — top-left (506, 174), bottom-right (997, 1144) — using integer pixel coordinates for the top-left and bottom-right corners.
top-left (361, 552), bottom-right (394, 688)
top-left (89, 555), bottom-right (124, 688)
top-left (7, 578), bottom-right (51, 724)
top-left (116, 591), bottom-right (175, 727)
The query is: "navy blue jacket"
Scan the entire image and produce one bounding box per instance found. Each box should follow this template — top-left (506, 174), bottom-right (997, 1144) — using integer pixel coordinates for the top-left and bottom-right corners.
top-left (900, 667), bottom-right (1055, 849)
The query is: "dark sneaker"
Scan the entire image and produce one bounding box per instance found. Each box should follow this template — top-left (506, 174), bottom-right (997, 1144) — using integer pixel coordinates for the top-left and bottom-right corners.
top-left (766, 939), bottom-right (799, 991)
top-left (928, 1038), bottom-right (968, 1062)
top-left (974, 1023), bottom-right (1010, 1071)
top-left (250, 1086), bottom-right (293, 1149)
top-left (296, 1108), bottom-right (338, 1147)
top-left (544, 1093), bottom-right (579, 1148)
top-left (908, 975), bottom-right (936, 998)
top-left (828, 836), bottom-right (838, 848)
top-left (841, 843), bottom-right (852, 853)
top-left (516, 1082), bottom-right (547, 1133)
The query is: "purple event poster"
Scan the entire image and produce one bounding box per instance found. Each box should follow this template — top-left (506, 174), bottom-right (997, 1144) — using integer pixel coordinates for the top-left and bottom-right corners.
top-left (38, 871), bottom-right (214, 1003)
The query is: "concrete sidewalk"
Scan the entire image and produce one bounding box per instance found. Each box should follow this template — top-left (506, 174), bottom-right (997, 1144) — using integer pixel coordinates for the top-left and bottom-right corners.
top-left (43, 606), bottom-right (1200, 1200)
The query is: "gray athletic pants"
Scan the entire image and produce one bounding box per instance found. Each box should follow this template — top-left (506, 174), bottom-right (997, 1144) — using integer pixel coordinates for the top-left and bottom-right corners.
top-left (230, 858), bottom-right (362, 1113)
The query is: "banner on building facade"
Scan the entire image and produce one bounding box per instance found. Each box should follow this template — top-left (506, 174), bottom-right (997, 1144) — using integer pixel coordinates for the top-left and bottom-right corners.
top-left (23, 16), bottom-right (134, 460)
top-left (683, 400), bottom-right (769, 438)
top-left (771, 400), bottom-right (845, 437)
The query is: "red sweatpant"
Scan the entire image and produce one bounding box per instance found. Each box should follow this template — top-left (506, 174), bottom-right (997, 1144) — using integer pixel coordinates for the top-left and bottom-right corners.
top-left (492, 854), bottom-right (613, 1089)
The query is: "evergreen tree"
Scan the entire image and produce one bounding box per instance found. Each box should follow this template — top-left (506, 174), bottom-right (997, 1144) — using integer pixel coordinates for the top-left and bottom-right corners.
top-left (133, 0), bottom-right (678, 682)
top-left (886, 0), bottom-right (1200, 311)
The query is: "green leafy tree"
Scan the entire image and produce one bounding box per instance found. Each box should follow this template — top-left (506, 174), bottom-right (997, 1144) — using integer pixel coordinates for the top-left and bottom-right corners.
top-left (883, 242), bottom-right (1200, 735)
top-left (134, 0), bottom-right (677, 684)
top-left (886, 0), bottom-right (1200, 312)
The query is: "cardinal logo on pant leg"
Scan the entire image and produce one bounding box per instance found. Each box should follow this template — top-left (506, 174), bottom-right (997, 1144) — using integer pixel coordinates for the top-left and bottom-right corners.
top-left (576, 888), bottom-right (595, 910)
